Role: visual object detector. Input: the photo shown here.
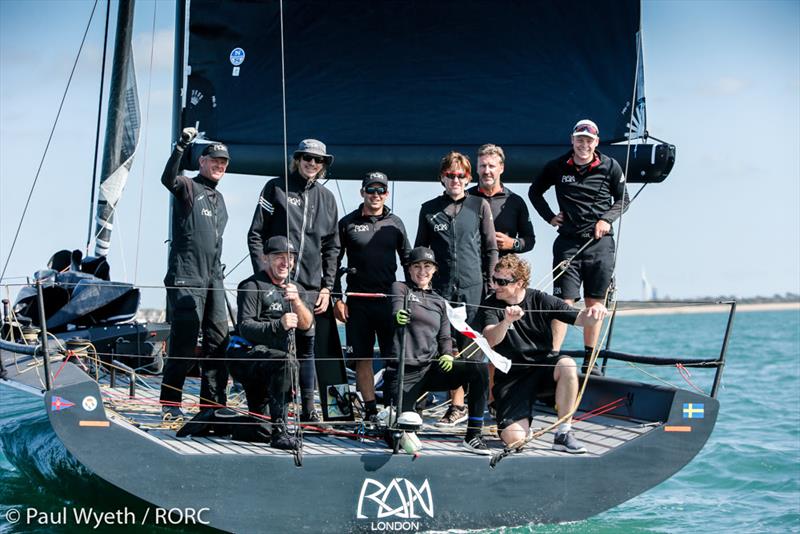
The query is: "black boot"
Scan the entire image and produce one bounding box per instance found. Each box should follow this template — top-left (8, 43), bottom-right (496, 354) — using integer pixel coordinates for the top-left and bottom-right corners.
top-left (581, 347), bottom-right (602, 376)
top-left (271, 419), bottom-right (299, 450)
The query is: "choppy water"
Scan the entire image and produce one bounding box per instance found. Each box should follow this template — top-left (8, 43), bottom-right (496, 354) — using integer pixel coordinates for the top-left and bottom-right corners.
top-left (1, 309), bottom-right (798, 533)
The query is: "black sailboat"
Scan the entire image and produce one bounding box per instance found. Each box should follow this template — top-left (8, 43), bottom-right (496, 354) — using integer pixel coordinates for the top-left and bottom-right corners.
top-left (1, 1), bottom-right (729, 533)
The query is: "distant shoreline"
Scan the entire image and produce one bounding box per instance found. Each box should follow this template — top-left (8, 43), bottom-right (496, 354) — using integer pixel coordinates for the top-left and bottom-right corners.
top-left (614, 302), bottom-right (800, 317)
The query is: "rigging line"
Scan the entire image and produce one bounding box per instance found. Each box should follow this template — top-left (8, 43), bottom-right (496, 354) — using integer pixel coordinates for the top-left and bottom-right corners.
top-left (86, 0), bottom-right (111, 252)
top-left (334, 177), bottom-right (348, 215)
top-left (278, 0), bottom-right (290, 251)
top-left (0, 0), bottom-right (100, 284)
top-left (278, 0), bottom-right (303, 458)
top-left (608, 11), bottom-right (645, 282)
top-left (134, 0), bottom-right (159, 285)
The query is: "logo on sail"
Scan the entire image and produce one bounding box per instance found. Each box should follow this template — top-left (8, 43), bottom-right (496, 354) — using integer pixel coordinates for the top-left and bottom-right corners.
top-left (356, 478), bottom-right (434, 524)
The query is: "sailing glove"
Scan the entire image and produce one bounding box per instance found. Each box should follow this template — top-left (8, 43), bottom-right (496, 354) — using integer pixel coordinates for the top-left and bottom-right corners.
top-left (178, 127), bottom-right (198, 148)
top-left (394, 309), bottom-right (411, 326)
top-left (438, 354), bottom-right (454, 372)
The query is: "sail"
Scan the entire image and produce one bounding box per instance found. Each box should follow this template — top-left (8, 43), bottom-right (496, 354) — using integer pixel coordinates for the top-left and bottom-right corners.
top-left (178, 0), bottom-right (674, 182)
top-left (94, 0), bottom-right (140, 257)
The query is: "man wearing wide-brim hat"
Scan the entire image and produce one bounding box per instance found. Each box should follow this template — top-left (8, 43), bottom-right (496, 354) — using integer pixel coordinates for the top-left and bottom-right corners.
top-left (247, 138), bottom-right (341, 422)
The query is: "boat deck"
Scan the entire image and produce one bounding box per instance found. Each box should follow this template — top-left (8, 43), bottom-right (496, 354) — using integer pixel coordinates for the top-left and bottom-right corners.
top-left (99, 375), bottom-right (658, 458)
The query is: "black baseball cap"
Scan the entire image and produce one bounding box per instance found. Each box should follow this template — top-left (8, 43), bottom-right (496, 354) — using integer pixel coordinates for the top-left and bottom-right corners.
top-left (265, 236), bottom-right (296, 255)
top-left (202, 143), bottom-right (230, 159)
top-left (362, 171), bottom-right (389, 189)
top-left (408, 246), bottom-right (437, 267)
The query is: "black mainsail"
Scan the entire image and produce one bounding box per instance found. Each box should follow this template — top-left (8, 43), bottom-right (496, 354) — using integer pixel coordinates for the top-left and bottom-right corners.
top-left (178, 0), bottom-right (673, 182)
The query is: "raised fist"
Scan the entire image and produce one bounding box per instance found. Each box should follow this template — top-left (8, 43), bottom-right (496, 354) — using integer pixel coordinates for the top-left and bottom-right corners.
top-left (179, 127), bottom-right (198, 147)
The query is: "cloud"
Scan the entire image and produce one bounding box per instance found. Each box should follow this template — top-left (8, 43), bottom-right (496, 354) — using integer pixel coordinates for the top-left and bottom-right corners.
top-left (696, 76), bottom-right (751, 96)
top-left (133, 29), bottom-right (174, 72)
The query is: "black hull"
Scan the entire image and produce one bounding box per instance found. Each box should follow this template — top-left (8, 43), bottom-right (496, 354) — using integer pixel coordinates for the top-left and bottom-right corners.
top-left (1, 333), bottom-right (717, 534)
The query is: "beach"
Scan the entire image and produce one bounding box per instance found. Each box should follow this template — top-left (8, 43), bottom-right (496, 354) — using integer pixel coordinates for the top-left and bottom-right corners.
top-left (614, 301), bottom-right (800, 316)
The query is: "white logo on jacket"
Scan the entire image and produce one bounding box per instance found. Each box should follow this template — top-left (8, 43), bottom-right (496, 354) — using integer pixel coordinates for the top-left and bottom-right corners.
top-left (353, 224), bottom-right (369, 232)
top-left (201, 208), bottom-right (212, 217)
top-left (287, 196), bottom-right (302, 207)
top-left (433, 223), bottom-right (448, 232)
top-left (561, 175), bottom-right (576, 183)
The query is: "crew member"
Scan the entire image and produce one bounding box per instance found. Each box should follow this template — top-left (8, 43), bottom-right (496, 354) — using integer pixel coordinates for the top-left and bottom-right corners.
top-left (333, 172), bottom-right (411, 421)
top-left (384, 247), bottom-right (491, 455)
top-left (247, 139), bottom-right (340, 422)
top-left (468, 144), bottom-right (535, 256)
top-left (229, 236), bottom-right (314, 450)
top-left (480, 254), bottom-right (608, 453)
top-left (416, 151), bottom-right (498, 427)
top-left (528, 120), bottom-right (629, 370)
top-left (159, 127), bottom-right (230, 420)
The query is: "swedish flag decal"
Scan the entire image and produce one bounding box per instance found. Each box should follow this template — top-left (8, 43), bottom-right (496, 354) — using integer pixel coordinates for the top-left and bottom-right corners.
top-left (682, 403), bottom-right (704, 419)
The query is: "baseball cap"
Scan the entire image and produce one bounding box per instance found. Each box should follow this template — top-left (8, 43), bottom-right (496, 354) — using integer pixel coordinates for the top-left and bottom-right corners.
top-left (202, 143), bottom-right (230, 159)
top-left (407, 246), bottom-right (437, 267)
top-left (265, 236), bottom-right (296, 255)
top-left (572, 119), bottom-right (599, 140)
top-left (362, 171), bottom-right (389, 189)
top-left (293, 139), bottom-right (334, 164)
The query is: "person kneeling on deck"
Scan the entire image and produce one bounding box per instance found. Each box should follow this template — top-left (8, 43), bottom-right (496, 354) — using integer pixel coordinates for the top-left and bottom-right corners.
top-left (480, 254), bottom-right (607, 454)
top-left (383, 247), bottom-right (491, 455)
top-left (228, 236), bottom-right (314, 450)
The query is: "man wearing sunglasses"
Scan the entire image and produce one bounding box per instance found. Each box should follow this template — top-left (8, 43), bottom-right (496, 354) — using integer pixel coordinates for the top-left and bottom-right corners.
top-left (468, 144), bottom-right (535, 257)
top-left (416, 151), bottom-right (498, 427)
top-left (333, 171), bottom-right (411, 421)
top-left (528, 119), bottom-right (629, 373)
top-left (247, 138), bottom-right (340, 422)
top-left (480, 254), bottom-right (608, 453)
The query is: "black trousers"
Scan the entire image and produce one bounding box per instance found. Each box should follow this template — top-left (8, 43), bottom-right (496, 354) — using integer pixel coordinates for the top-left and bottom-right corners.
top-left (160, 279), bottom-right (229, 407)
top-left (227, 345), bottom-right (292, 420)
top-left (384, 360), bottom-right (489, 421)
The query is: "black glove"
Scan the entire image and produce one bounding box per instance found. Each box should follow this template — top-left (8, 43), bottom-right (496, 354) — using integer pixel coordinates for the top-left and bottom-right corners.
top-left (177, 127), bottom-right (198, 149)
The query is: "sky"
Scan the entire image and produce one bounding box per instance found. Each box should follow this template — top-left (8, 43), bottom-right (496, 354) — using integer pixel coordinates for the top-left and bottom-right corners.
top-left (1, 0), bottom-right (798, 310)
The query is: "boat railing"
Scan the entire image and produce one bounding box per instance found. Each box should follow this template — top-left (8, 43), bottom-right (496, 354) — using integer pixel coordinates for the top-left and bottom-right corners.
top-left (1, 277), bottom-right (738, 402)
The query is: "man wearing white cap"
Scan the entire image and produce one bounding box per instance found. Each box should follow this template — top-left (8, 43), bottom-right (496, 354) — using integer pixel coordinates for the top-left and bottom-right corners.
top-left (528, 120), bottom-right (629, 372)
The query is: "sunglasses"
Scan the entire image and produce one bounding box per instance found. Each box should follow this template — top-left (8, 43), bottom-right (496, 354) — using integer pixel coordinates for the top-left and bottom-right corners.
top-left (301, 154), bottom-right (325, 164)
top-left (491, 276), bottom-right (516, 287)
top-left (364, 186), bottom-right (387, 195)
top-left (443, 173), bottom-right (467, 181)
top-left (573, 124), bottom-right (598, 135)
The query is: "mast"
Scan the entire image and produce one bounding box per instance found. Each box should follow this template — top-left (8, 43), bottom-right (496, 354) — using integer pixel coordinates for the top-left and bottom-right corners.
top-left (93, 0), bottom-right (140, 258)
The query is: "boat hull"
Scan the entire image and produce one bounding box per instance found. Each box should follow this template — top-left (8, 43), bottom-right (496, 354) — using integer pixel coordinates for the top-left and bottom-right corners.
top-left (1, 342), bottom-right (717, 533)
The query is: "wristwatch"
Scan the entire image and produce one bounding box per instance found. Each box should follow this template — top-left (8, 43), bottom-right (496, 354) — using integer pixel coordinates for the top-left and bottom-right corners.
top-left (512, 238), bottom-right (521, 251)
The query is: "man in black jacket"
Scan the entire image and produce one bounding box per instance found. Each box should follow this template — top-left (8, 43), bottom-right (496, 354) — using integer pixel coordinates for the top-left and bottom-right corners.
top-left (528, 119), bottom-right (629, 371)
top-left (229, 236), bottom-right (314, 450)
top-left (468, 144), bottom-right (535, 257)
top-left (247, 139), bottom-right (340, 421)
top-left (159, 127), bottom-right (230, 421)
top-left (333, 172), bottom-right (411, 420)
top-left (416, 151), bottom-right (498, 427)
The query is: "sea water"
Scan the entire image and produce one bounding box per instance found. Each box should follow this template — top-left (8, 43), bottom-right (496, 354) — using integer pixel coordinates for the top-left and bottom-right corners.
top-left (1, 309), bottom-right (798, 533)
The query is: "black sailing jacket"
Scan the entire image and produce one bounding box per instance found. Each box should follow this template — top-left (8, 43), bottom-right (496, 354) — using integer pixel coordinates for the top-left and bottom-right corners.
top-left (162, 145), bottom-right (228, 287)
top-left (247, 172), bottom-right (340, 291)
